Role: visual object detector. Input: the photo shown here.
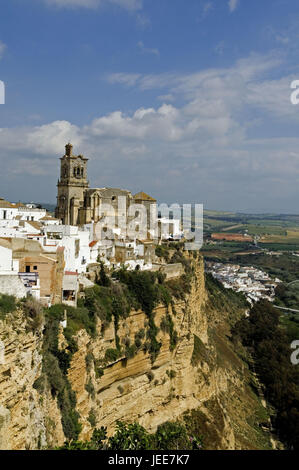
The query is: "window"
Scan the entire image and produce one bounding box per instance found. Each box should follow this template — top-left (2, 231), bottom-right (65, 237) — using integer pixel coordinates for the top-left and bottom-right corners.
top-left (33, 266), bottom-right (38, 271)
top-left (26, 266), bottom-right (30, 273)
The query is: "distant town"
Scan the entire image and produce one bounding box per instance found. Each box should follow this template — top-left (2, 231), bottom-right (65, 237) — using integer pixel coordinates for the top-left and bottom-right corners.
top-left (205, 261), bottom-right (281, 304)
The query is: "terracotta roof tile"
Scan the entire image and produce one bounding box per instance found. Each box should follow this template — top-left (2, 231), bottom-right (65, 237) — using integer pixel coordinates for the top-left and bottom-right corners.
top-left (134, 191), bottom-right (156, 202)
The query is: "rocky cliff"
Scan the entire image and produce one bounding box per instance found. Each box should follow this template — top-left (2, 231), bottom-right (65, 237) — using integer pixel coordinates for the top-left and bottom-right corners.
top-left (0, 255), bottom-right (275, 450)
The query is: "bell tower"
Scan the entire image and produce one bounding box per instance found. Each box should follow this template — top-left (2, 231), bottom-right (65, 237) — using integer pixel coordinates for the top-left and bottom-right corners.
top-left (55, 143), bottom-right (89, 225)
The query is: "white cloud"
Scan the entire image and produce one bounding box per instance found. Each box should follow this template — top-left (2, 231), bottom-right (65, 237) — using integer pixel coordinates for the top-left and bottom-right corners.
top-left (202, 1), bottom-right (213, 18)
top-left (0, 121), bottom-right (82, 156)
top-left (44, 0), bottom-right (142, 11)
top-left (228, 0), bottom-right (239, 13)
top-left (137, 41), bottom-right (160, 57)
top-left (157, 94), bottom-right (175, 102)
top-left (87, 104), bottom-right (182, 141)
top-left (2, 52), bottom-right (299, 211)
top-left (107, 73), bottom-right (141, 86)
top-left (275, 35), bottom-right (289, 45)
top-left (0, 41), bottom-right (7, 59)
top-left (214, 41), bottom-right (225, 55)
top-left (108, 72), bottom-right (178, 90)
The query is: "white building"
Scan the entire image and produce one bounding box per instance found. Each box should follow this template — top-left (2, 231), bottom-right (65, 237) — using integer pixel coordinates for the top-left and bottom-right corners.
top-left (0, 239), bottom-right (28, 299)
top-left (158, 218), bottom-right (183, 240)
top-left (0, 198), bottom-right (47, 222)
top-left (43, 225), bottom-right (92, 273)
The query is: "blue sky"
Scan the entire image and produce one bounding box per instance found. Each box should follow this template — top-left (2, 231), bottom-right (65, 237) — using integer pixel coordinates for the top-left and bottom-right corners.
top-left (1, 0), bottom-right (299, 212)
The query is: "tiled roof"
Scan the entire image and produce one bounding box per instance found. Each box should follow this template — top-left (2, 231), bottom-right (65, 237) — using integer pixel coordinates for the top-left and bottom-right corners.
top-left (40, 216), bottom-right (58, 221)
top-left (134, 191), bottom-right (156, 202)
top-left (0, 199), bottom-right (15, 208)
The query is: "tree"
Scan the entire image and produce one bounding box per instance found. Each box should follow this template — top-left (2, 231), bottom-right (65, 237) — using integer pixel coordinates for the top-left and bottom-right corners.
top-left (107, 421), bottom-right (152, 450)
top-left (97, 263), bottom-right (110, 287)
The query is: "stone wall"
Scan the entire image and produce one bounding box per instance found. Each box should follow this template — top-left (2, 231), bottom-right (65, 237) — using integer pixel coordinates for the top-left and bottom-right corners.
top-left (151, 262), bottom-right (184, 279)
top-left (0, 274), bottom-right (27, 298)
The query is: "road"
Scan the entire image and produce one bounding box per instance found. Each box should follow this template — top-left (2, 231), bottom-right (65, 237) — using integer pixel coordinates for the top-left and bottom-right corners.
top-left (273, 305), bottom-right (299, 314)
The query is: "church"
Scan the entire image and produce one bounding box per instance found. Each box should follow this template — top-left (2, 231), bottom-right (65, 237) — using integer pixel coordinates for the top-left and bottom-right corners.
top-left (55, 143), bottom-right (157, 228)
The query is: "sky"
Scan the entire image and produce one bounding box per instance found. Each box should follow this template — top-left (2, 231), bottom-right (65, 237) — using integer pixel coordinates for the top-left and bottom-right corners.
top-left (1, 0), bottom-right (299, 212)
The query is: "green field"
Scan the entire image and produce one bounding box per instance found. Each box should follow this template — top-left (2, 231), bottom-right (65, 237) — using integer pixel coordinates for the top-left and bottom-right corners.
top-left (203, 210), bottom-right (299, 251)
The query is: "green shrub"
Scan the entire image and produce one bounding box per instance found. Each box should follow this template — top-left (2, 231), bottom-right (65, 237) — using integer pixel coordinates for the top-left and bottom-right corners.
top-left (96, 263), bottom-right (111, 287)
top-left (155, 245), bottom-right (170, 263)
top-left (154, 421), bottom-right (191, 450)
top-left (33, 375), bottom-right (46, 394)
top-left (191, 335), bottom-right (209, 366)
top-left (108, 421), bottom-right (152, 450)
top-left (125, 344), bottom-right (137, 359)
top-left (43, 352), bottom-right (65, 395)
top-left (85, 352), bottom-right (94, 372)
top-left (95, 366), bottom-right (104, 379)
top-left (160, 314), bottom-right (178, 351)
top-left (85, 379), bottom-right (95, 399)
top-left (105, 348), bottom-right (120, 363)
top-left (58, 383), bottom-right (82, 441)
top-left (23, 298), bottom-right (44, 331)
top-left (135, 329), bottom-right (145, 348)
top-left (166, 369), bottom-right (176, 379)
top-left (0, 294), bottom-right (16, 318)
top-left (41, 312), bottom-right (81, 441)
top-left (56, 420), bottom-right (201, 451)
top-left (88, 408), bottom-right (97, 428)
top-left (146, 371), bottom-right (154, 382)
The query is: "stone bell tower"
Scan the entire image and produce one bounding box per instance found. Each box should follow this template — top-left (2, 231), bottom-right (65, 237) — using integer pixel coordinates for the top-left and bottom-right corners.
top-left (55, 143), bottom-right (89, 225)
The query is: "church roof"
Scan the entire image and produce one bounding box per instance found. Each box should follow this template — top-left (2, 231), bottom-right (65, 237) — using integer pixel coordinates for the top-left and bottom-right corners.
top-left (40, 216), bottom-right (58, 221)
top-left (0, 198), bottom-right (15, 208)
top-left (134, 192), bottom-right (156, 202)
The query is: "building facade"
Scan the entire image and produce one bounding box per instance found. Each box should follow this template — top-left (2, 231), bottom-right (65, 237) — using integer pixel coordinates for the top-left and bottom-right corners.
top-left (55, 144), bottom-right (157, 232)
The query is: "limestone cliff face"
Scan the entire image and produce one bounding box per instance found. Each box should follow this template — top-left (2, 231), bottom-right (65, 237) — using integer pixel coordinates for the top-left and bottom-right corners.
top-left (0, 311), bottom-right (64, 450)
top-left (0, 257), bottom-right (272, 450)
top-left (68, 257), bottom-right (207, 441)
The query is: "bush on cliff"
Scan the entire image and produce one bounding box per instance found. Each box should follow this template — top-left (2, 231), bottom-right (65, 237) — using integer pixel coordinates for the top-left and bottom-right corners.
top-left (22, 297), bottom-right (44, 332)
top-left (34, 309), bottom-right (82, 441)
top-left (57, 420), bottom-right (202, 450)
top-left (0, 294), bottom-right (16, 318)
